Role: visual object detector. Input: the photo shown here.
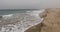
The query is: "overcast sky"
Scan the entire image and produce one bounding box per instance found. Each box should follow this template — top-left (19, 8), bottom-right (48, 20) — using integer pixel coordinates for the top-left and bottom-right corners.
top-left (41, 0), bottom-right (60, 9)
top-left (0, 0), bottom-right (40, 9)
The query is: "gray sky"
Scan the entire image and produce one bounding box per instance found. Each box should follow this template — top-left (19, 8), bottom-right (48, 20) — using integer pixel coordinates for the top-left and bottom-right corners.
top-left (40, 0), bottom-right (60, 9)
top-left (0, 0), bottom-right (40, 9)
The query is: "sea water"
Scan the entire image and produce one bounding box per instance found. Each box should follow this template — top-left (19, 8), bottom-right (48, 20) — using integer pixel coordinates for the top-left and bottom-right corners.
top-left (0, 9), bottom-right (38, 15)
top-left (0, 9), bottom-right (45, 32)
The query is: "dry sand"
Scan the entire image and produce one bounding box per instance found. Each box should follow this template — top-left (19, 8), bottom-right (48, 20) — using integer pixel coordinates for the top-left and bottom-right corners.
top-left (41, 8), bottom-right (60, 32)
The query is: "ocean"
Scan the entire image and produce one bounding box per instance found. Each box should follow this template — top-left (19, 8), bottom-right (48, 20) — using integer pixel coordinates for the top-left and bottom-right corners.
top-left (0, 9), bottom-right (44, 20)
top-left (0, 9), bottom-right (39, 15)
top-left (0, 9), bottom-right (44, 32)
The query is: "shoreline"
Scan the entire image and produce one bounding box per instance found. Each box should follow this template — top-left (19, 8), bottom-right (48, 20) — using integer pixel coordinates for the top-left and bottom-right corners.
top-left (0, 9), bottom-right (45, 32)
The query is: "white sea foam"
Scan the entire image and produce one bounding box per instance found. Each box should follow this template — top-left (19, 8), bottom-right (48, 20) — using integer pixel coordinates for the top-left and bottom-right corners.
top-left (26, 11), bottom-right (31, 13)
top-left (0, 9), bottom-right (45, 32)
top-left (26, 9), bottom-right (45, 17)
top-left (2, 14), bottom-right (13, 19)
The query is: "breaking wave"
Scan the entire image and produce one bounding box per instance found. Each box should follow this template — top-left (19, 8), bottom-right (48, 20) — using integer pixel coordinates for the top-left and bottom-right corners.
top-left (2, 14), bottom-right (13, 19)
top-left (2, 9), bottom-right (45, 19)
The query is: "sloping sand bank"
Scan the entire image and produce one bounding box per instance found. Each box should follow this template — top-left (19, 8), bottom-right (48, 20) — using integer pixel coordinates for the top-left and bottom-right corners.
top-left (41, 8), bottom-right (60, 32)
